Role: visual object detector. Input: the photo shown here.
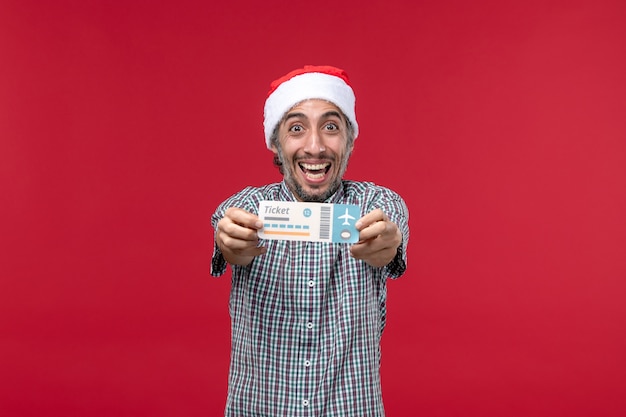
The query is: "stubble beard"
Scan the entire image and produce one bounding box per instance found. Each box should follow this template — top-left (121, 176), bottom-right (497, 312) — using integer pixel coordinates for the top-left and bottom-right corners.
top-left (277, 148), bottom-right (351, 203)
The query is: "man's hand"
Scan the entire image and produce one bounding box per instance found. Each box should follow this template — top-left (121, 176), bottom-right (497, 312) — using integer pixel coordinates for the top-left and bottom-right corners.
top-left (350, 209), bottom-right (402, 268)
top-left (216, 207), bottom-right (266, 266)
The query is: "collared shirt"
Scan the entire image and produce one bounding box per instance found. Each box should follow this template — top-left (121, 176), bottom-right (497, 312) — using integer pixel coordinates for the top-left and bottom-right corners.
top-left (211, 180), bottom-right (409, 417)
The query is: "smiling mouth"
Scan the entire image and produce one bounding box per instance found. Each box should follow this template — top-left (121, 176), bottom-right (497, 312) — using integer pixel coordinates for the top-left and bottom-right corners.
top-left (299, 162), bottom-right (331, 180)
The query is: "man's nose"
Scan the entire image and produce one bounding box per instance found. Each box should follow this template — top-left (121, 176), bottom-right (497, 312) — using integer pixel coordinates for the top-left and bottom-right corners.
top-left (304, 130), bottom-right (326, 153)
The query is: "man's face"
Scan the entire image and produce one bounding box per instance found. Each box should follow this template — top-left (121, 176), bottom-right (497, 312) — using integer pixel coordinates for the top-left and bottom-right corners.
top-left (272, 99), bottom-right (353, 202)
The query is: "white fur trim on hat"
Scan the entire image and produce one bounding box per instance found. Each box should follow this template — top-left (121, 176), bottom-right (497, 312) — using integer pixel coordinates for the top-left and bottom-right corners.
top-left (263, 72), bottom-right (358, 149)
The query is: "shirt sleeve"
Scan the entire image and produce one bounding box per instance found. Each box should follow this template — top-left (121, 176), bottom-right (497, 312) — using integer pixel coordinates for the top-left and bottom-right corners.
top-left (384, 244), bottom-right (407, 278)
top-left (367, 184), bottom-right (410, 279)
top-left (211, 243), bottom-right (227, 277)
top-left (210, 199), bottom-right (229, 277)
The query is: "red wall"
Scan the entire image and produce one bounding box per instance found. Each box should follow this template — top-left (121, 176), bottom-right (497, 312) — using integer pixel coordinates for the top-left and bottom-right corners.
top-left (1, 1), bottom-right (625, 416)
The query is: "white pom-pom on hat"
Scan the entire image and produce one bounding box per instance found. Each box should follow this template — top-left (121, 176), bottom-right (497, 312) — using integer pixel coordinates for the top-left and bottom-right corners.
top-left (263, 65), bottom-right (358, 150)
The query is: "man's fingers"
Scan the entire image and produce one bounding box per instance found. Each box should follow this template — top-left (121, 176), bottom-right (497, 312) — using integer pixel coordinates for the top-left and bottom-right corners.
top-left (355, 208), bottom-right (387, 231)
top-left (226, 207), bottom-right (263, 230)
top-left (357, 220), bottom-right (389, 242)
top-left (219, 229), bottom-right (257, 249)
top-left (218, 218), bottom-right (260, 242)
top-left (221, 238), bottom-right (266, 257)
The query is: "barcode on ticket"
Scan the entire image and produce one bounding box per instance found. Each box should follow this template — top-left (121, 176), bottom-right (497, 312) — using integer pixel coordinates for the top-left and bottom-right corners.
top-left (319, 206), bottom-right (331, 239)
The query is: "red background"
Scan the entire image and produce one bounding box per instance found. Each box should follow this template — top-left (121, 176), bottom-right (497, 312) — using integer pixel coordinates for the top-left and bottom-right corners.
top-left (1, 0), bottom-right (625, 416)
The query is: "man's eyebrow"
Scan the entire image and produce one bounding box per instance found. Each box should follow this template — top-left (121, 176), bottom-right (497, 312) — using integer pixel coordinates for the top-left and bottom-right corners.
top-left (321, 110), bottom-right (343, 119)
top-left (283, 112), bottom-right (306, 122)
top-left (282, 110), bottom-right (344, 123)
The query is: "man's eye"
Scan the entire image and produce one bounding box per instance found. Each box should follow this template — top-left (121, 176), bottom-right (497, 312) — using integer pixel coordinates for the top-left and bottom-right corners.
top-left (289, 125), bottom-right (303, 133)
top-left (324, 123), bottom-right (338, 131)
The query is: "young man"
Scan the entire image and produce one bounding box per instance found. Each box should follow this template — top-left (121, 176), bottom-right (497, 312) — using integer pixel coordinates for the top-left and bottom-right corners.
top-left (211, 65), bottom-right (409, 416)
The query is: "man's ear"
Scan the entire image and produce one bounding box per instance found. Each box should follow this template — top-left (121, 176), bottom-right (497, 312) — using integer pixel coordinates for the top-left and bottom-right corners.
top-left (270, 143), bottom-right (278, 154)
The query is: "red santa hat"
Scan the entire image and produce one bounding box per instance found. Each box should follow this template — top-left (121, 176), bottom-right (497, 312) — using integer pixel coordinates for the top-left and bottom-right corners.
top-left (263, 65), bottom-right (359, 149)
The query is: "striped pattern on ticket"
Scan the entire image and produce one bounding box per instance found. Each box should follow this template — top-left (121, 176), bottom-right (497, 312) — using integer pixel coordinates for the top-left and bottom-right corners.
top-left (258, 201), bottom-right (361, 243)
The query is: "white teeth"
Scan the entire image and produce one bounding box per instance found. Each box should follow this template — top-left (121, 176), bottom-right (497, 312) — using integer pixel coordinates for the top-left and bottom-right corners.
top-left (301, 163), bottom-right (329, 170)
top-left (299, 162), bottom-right (329, 180)
top-left (305, 171), bottom-right (325, 180)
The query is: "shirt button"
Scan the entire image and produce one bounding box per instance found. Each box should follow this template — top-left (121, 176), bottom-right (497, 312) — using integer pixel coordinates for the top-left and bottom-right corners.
top-left (306, 322), bottom-right (313, 329)
top-left (308, 280), bottom-right (315, 287)
top-left (302, 399), bottom-right (310, 407)
top-left (304, 360), bottom-right (311, 367)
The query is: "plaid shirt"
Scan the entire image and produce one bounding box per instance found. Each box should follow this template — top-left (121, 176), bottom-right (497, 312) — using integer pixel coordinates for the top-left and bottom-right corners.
top-left (211, 180), bottom-right (409, 417)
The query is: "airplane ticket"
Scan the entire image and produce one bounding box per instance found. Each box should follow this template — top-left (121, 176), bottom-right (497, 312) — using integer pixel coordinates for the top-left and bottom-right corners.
top-left (257, 201), bottom-right (361, 243)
